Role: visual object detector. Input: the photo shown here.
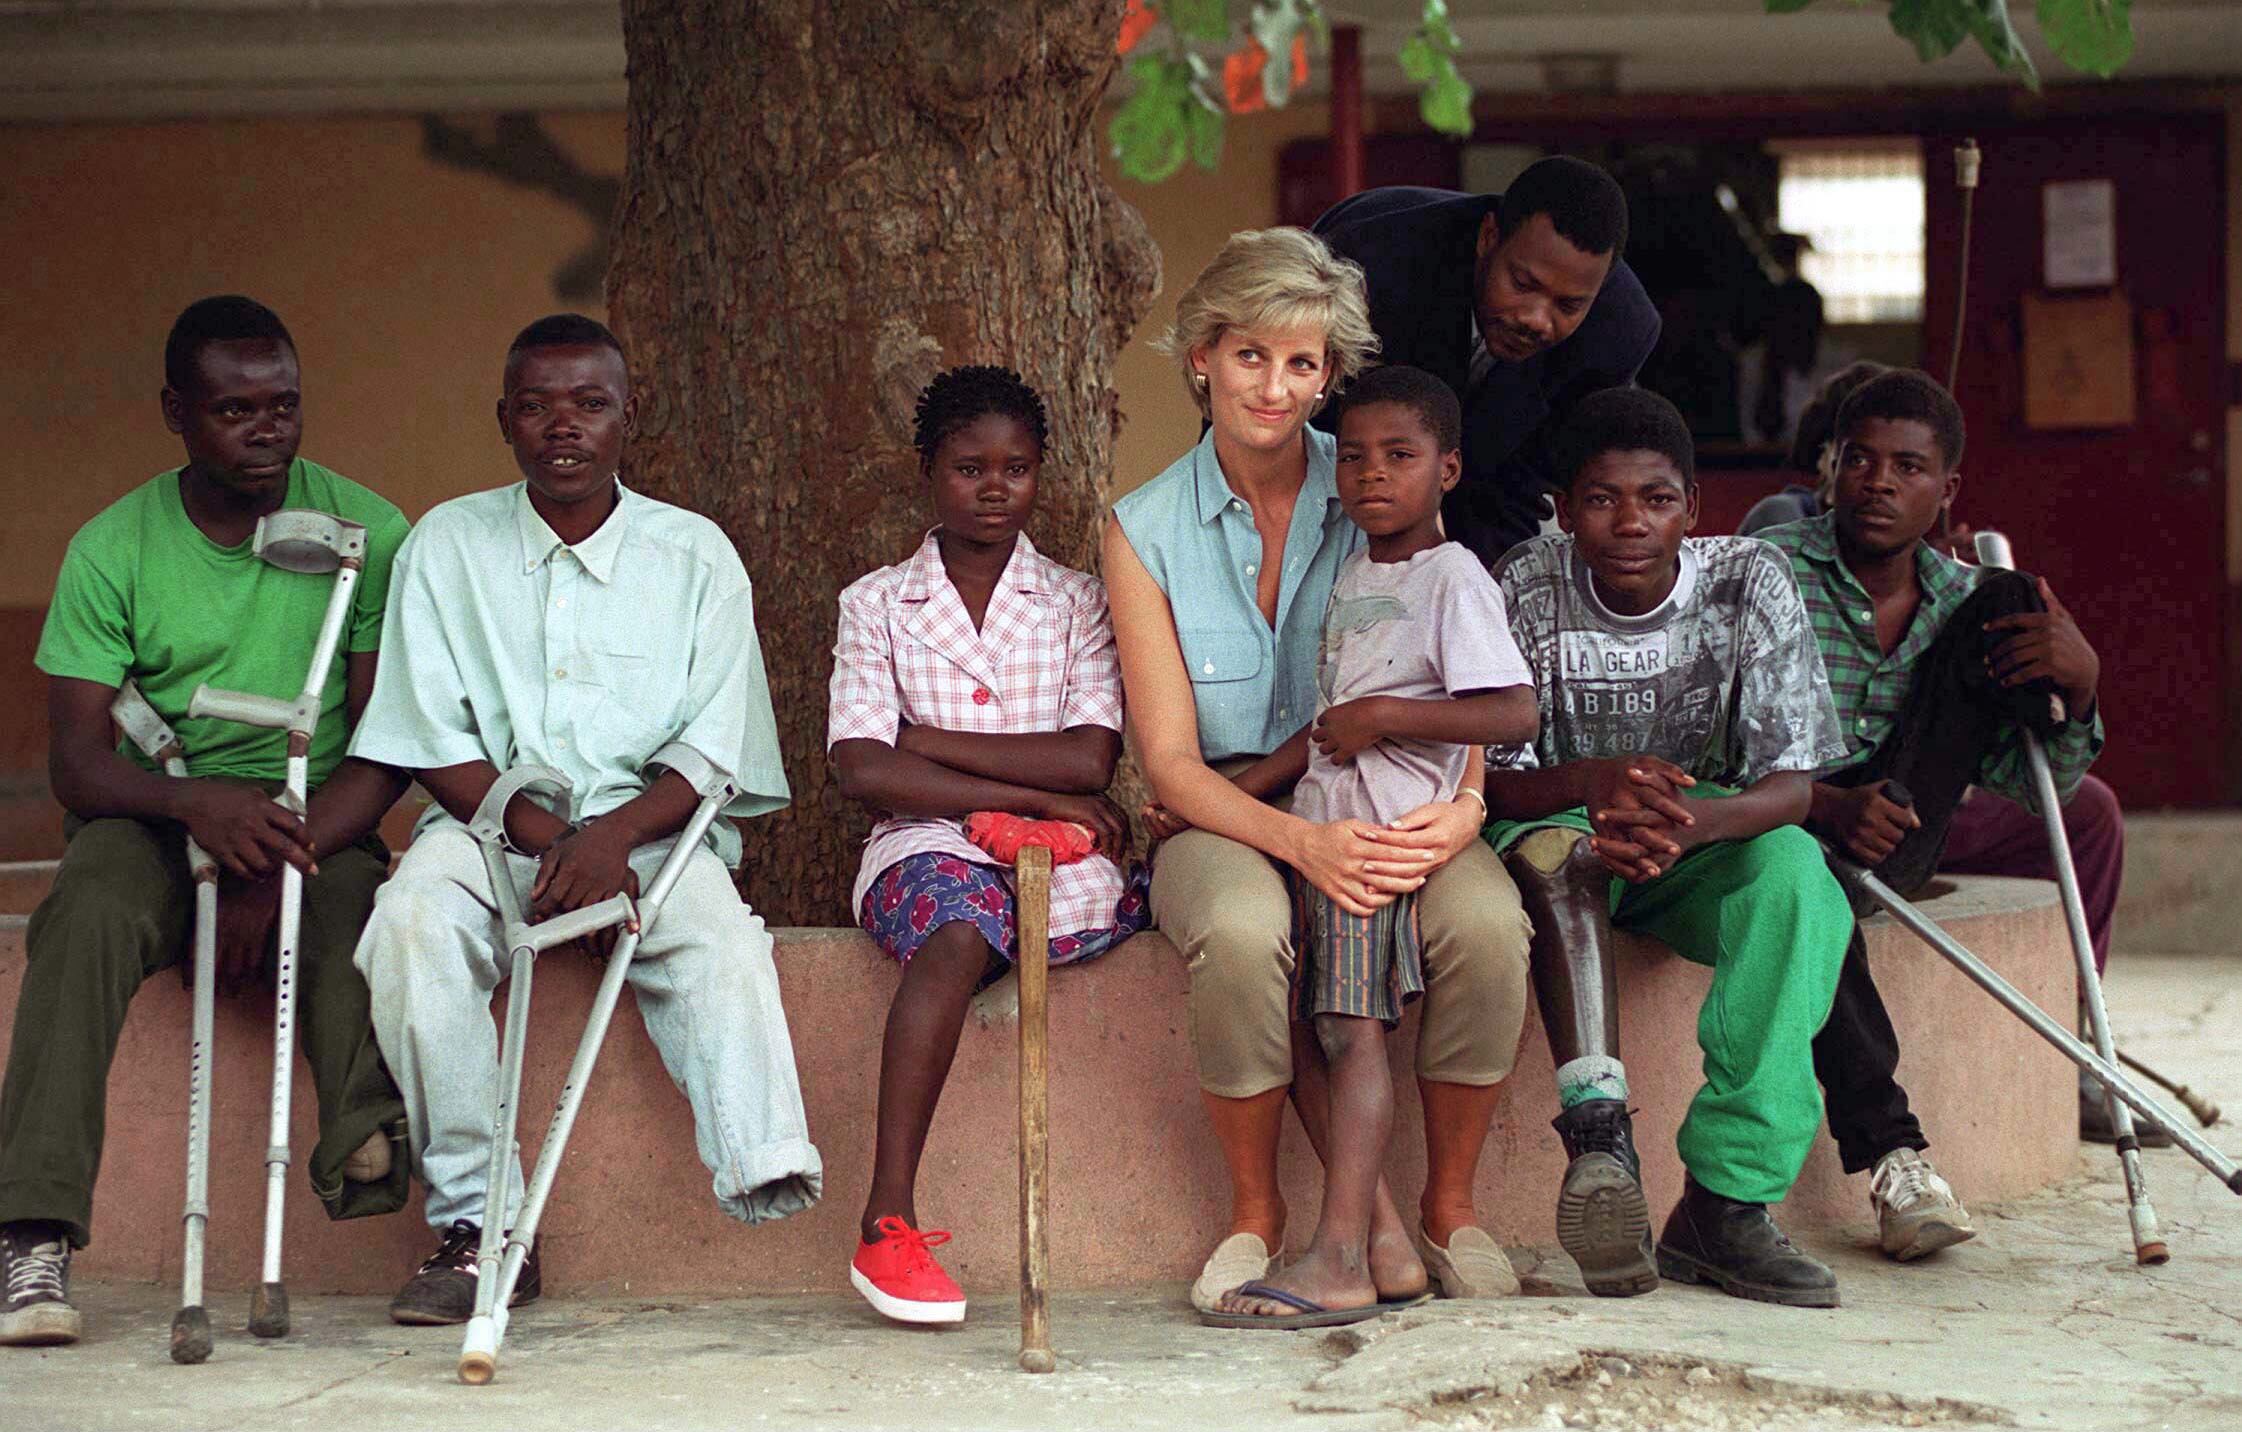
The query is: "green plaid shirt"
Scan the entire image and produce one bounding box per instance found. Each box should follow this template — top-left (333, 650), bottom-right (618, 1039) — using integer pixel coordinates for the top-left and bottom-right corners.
top-left (1757, 512), bottom-right (2101, 805)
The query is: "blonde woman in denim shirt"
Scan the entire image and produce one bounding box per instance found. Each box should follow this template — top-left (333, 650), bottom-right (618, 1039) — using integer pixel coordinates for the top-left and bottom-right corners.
top-left (1103, 228), bottom-right (1534, 1315)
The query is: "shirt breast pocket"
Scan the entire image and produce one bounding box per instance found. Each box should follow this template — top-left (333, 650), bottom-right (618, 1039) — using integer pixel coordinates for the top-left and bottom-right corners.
top-left (583, 646), bottom-right (681, 741)
top-left (1178, 629), bottom-right (1265, 687)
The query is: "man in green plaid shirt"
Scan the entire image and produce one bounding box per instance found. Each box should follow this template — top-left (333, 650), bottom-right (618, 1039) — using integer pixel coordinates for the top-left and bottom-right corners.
top-left (1759, 369), bottom-right (2108, 1267)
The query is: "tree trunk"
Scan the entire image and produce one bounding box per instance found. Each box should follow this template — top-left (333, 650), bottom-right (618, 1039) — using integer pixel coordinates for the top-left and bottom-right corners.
top-left (610, 0), bottom-right (1160, 923)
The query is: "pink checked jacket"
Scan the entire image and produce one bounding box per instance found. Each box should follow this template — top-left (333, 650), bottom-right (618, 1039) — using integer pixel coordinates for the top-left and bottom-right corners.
top-left (826, 531), bottom-right (1128, 936)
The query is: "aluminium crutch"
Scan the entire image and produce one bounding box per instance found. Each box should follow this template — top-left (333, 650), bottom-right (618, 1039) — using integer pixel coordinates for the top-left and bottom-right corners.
top-left (1014, 843), bottom-right (1055, 1375)
top-left (1834, 853), bottom-right (2240, 1206)
top-left (457, 766), bottom-right (732, 1386)
top-left (1976, 528), bottom-right (2170, 1261)
top-left (184, 509), bottom-right (367, 1335)
top-left (109, 682), bottom-right (222, 1364)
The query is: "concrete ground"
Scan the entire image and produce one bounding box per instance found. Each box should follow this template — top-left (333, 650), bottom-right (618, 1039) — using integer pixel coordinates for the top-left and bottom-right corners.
top-left (5, 954), bottom-right (2238, 1432)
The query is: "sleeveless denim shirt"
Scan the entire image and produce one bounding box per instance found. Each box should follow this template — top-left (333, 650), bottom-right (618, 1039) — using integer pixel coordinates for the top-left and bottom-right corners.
top-left (1112, 426), bottom-right (1360, 762)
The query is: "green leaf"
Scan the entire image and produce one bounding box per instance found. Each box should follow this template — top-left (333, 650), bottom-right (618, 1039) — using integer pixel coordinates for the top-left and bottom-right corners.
top-left (1398, 32), bottom-right (1439, 83)
top-left (1887, 0), bottom-right (1971, 63)
top-left (1420, 66), bottom-right (1475, 137)
top-left (1250, 0), bottom-right (1308, 109)
top-left (1168, 0), bottom-right (1233, 44)
top-left (1185, 100), bottom-right (1226, 171)
top-left (1108, 56), bottom-right (1195, 184)
top-left (2038, 0), bottom-right (2134, 75)
top-left (1959, 0), bottom-right (2040, 87)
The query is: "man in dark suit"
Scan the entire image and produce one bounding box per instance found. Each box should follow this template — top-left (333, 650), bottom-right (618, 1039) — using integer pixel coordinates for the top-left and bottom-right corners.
top-left (1314, 156), bottom-right (1661, 567)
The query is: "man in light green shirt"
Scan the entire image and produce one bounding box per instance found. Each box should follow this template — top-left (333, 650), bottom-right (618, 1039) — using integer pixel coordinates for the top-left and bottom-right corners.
top-left (350, 314), bottom-right (817, 1327)
top-left (1, 297), bottom-right (411, 1349)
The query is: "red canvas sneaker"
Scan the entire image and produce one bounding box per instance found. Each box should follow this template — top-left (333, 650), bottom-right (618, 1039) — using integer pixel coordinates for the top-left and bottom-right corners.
top-left (850, 1217), bottom-right (967, 1325)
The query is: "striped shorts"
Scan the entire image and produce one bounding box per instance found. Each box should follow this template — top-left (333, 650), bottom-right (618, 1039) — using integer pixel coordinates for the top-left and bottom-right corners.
top-left (1288, 872), bottom-right (1424, 1027)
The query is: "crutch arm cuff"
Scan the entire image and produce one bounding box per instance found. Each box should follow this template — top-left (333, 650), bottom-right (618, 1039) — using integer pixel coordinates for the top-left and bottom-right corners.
top-left (646, 742), bottom-right (732, 802)
top-left (110, 680), bottom-right (183, 763)
top-left (470, 766), bottom-right (575, 852)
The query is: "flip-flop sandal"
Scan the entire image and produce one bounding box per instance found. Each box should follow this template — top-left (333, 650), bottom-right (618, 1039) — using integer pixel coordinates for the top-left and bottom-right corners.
top-left (1197, 1280), bottom-right (1385, 1330)
top-left (1376, 1289), bottom-right (1433, 1312)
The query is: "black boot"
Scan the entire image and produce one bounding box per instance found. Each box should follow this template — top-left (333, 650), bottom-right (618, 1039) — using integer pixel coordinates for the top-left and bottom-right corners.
top-left (1551, 1100), bottom-right (1657, 1297)
top-left (1656, 1177), bottom-right (1838, 1309)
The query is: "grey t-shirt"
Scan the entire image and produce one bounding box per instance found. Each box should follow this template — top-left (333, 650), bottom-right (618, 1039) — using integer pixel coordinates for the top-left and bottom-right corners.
top-left (1293, 543), bottom-right (1534, 826)
top-left (1492, 534), bottom-right (1846, 785)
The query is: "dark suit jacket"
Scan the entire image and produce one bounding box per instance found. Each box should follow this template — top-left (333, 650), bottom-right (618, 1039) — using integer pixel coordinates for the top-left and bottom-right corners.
top-left (1313, 186), bottom-right (1661, 567)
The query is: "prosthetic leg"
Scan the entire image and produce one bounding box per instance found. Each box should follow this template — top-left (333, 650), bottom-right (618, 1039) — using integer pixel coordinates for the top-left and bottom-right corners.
top-left (183, 509), bottom-right (367, 1339)
top-left (456, 766), bottom-right (732, 1386)
top-left (1503, 829), bottom-right (1655, 1297)
top-left (109, 683), bottom-right (222, 1364)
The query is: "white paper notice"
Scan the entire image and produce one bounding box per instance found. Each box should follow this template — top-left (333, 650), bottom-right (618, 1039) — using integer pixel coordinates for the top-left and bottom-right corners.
top-left (2044, 179), bottom-right (2116, 289)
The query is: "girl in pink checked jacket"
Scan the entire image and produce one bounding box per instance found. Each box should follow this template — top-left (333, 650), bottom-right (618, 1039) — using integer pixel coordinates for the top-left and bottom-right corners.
top-left (825, 366), bottom-right (1148, 1326)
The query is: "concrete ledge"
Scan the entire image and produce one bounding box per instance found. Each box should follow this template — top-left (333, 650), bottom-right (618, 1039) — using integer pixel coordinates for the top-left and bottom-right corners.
top-left (2112, 812), bottom-right (2242, 955)
top-left (0, 869), bottom-right (2075, 1297)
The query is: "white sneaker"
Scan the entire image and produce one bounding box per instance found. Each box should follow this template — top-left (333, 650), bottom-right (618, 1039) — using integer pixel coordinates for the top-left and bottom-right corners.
top-left (1869, 1148), bottom-right (1976, 1261)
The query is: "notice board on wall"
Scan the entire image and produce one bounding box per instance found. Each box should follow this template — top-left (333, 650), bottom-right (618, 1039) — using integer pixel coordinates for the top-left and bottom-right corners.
top-left (2021, 290), bottom-right (2135, 430)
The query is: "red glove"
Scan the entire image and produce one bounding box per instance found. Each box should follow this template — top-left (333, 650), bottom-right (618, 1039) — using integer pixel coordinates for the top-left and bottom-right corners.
top-left (965, 811), bottom-right (1096, 865)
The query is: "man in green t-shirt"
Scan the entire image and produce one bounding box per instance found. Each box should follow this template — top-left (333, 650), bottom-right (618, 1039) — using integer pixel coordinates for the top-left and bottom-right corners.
top-left (0, 296), bottom-right (413, 1348)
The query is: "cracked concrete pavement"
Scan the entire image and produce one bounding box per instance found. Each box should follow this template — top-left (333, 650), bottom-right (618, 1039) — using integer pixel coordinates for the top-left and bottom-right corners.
top-left (4, 953), bottom-right (2237, 1432)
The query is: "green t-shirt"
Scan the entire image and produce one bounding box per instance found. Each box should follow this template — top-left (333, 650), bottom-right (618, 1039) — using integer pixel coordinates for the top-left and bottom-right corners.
top-left (35, 459), bottom-right (411, 788)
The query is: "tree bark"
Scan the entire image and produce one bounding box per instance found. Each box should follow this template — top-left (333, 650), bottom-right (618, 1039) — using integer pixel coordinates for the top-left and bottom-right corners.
top-left (610, 0), bottom-right (1160, 922)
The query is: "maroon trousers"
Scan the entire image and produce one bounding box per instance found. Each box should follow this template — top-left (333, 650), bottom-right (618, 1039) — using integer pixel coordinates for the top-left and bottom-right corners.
top-left (1938, 774), bottom-right (2124, 973)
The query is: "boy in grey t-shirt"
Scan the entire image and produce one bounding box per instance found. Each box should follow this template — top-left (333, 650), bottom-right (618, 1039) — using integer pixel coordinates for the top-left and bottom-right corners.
top-left (1483, 388), bottom-right (1853, 1312)
top-left (1206, 368), bottom-right (1536, 1330)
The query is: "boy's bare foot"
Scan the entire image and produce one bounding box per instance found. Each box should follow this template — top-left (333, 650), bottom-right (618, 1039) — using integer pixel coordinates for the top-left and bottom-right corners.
top-left (1369, 1220), bottom-right (1429, 1302)
top-left (1214, 1244), bottom-right (1377, 1319)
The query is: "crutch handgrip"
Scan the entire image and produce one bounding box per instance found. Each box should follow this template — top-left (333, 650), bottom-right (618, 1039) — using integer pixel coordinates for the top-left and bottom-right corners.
top-left (187, 684), bottom-right (299, 732)
top-left (513, 894), bottom-right (639, 955)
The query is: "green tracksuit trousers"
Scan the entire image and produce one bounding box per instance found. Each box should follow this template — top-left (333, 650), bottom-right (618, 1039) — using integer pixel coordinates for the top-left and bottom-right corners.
top-left (1487, 809), bottom-right (1851, 1204)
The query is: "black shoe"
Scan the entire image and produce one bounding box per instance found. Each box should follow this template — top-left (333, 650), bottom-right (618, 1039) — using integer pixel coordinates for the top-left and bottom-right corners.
top-left (1655, 1178), bottom-right (1838, 1309)
top-left (1551, 1100), bottom-right (1657, 1297)
top-left (389, 1219), bottom-right (542, 1326)
top-left (0, 1223), bottom-right (81, 1347)
top-left (2080, 1084), bottom-right (2176, 1148)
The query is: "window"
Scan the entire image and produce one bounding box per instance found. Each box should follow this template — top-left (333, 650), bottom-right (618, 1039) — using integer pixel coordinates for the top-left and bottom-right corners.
top-left (1775, 142), bottom-right (1925, 323)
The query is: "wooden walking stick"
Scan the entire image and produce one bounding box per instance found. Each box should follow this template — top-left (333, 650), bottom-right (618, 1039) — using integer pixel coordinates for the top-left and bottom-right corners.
top-left (1015, 842), bottom-right (1055, 1374)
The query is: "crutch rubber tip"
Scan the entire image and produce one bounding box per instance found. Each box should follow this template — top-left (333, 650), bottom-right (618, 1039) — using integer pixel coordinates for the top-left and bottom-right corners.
top-left (2226, 1169), bottom-right (2242, 1195)
top-left (458, 1351), bottom-right (497, 1386)
top-left (1018, 1347), bottom-right (1056, 1375)
top-left (169, 1306), bottom-right (213, 1365)
top-left (2137, 1242), bottom-right (2171, 1266)
top-left (247, 1282), bottom-right (289, 1338)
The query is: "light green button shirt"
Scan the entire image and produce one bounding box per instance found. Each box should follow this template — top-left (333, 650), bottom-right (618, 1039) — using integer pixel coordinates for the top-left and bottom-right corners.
top-left (351, 480), bottom-right (789, 867)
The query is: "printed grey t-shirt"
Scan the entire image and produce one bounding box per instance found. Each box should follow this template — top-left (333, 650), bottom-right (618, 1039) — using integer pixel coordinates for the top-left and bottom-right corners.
top-left (1491, 534), bottom-right (1846, 785)
top-left (1293, 543), bottom-right (1534, 827)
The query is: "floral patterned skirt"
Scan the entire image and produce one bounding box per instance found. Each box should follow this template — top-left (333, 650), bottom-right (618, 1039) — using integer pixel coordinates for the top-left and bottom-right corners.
top-left (858, 852), bottom-right (1152, 979)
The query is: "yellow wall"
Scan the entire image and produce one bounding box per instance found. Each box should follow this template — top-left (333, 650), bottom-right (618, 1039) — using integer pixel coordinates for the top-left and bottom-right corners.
top-left (1, 113), bottom-right (624, 606)
top-left (0, 104), bottom-right (1327, 608)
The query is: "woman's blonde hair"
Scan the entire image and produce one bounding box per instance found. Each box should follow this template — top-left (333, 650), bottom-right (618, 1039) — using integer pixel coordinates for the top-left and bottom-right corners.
top-left (1154, 226), bottom-right (1380, 419)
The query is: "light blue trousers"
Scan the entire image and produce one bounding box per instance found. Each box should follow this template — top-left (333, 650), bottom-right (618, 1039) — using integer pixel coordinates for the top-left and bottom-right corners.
top-left (353, 823), bottom-right (823, 1232)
